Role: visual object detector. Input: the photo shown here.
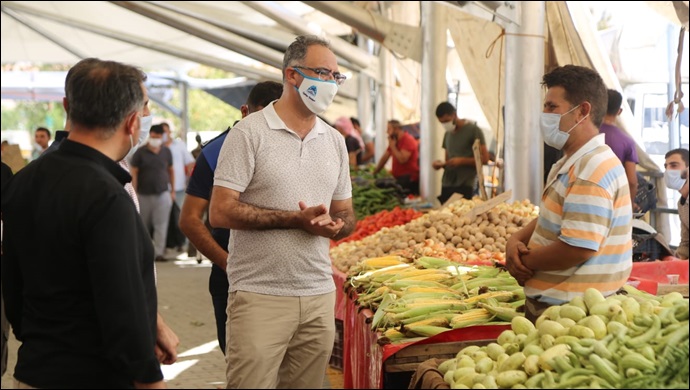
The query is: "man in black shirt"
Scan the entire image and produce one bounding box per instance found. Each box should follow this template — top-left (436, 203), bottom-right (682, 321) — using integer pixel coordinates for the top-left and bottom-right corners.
top-left (1, 58), bottom-right (165, 388)
top-left (1, 162), bottom-right (12, 379)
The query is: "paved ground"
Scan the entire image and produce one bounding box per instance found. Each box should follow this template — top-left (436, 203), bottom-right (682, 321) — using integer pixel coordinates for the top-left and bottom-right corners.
top-left (1, 255), bottom-right (344, 389)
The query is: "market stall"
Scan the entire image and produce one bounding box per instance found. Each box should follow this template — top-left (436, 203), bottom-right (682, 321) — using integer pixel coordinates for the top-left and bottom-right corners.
top-left (342, 291), bottom-right (510, 389)
top-left (409, 285), bottom-right (689, 389)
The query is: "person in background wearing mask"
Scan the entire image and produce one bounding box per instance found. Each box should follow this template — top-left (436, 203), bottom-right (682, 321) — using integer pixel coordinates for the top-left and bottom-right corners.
top-left (31, 127), bottom-right (51, 160)
top-left (351, 117), bottom-right (375, 165)
top-left (504, 65), bottom-right (633, 323)
top-left (433, 102), bottom-right (489, 204)
top-left (209, 35), bottom-right (356, 389)
top-left (179, 80), bottom-right (283, 356)
top-left (334, 116), bottom-right (364, 168)
top-left (160, 122), bottom-right (195, 208)
top-left (160, 122), bottom-right (195, 255)
top-left (373, 119), bottom-right (420, 196)
top-left (130, 124), bottom-right (175, 263)
top-left (600, 89), bottom-right (639, 211)
top-left (664, 148), bottom-right (689, 259)
top-left (1, 58), bottom-right (166, 388)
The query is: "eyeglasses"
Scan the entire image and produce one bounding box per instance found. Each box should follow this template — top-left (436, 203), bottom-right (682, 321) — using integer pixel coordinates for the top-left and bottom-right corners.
top-left (293, 66), bottom-right (347, 86)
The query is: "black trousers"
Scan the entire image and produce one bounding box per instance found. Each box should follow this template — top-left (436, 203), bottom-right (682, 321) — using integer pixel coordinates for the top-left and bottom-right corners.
top-left (437, 185), bottom-right (473, 205)
top-left (209, 264), bottom-right (229, 354)
top-left (396, 175), bottom-right (420, 196)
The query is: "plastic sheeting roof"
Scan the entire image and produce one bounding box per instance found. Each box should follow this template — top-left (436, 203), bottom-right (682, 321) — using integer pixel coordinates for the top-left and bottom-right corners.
top-left (1, 1), bottom-right (354, 74)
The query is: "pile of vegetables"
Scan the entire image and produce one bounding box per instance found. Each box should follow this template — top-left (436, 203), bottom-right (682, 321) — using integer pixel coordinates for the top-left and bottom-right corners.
top-left (438, 286), bottom-right (689, 389)
top-left (350, 166), bottom-right (407, 219)
top-left (345, 255), bottom-right (525, 344)
top-left (330, 198), bottom-right (538, 273)
top-left (332, 206), bottom-right (423, 246)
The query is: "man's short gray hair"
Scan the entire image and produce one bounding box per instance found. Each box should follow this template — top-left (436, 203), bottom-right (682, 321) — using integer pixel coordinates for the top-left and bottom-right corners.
top-left (282, 35), bottom-right (331, 80)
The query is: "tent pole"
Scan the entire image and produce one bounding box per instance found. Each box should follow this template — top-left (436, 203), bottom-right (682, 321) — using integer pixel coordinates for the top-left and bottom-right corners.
top-left (503, 1), bottom-right (546, 204)
top-left (419, 1), bottom-right (448, 205)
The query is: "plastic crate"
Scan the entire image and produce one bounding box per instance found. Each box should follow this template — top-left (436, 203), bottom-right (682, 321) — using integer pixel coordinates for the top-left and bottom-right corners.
top-left (329, 319), bottom-right (344, 370)
top-left (632, 231), bottom-right (672, 262)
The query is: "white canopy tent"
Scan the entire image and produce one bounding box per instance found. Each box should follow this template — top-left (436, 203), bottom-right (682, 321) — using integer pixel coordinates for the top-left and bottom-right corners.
top-left (2, 1), bottom-right (688, 238)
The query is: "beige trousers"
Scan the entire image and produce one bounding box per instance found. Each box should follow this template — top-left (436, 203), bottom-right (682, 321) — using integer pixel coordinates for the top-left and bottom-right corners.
top-left (225, 291), bottom-right (335, 389)
top-left (14, 379), bottom-right (39, 389)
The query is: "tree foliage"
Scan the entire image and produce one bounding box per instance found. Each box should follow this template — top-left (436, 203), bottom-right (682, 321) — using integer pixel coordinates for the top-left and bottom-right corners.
top-left (1, 101), bottom-right (66, 132)
top-left (1, 85), bottom-right (241, 136)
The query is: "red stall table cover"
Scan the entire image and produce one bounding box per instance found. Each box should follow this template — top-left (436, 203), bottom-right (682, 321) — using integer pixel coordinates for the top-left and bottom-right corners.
top-left (630, 259), bottom-right (688, 284)
top-left (332, 263), bottom-right (348, 321)
top-left (342, 292), bottom-right (509, 389)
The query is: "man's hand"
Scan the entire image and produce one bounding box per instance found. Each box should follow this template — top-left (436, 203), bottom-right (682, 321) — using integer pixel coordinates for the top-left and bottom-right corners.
top-left (388, 134), bottom-right (397, 147)
top-left (155, 314), bottom-right (179, 365)
top-left (505, 236), bottom-right (533, 285)
top-left (432, 160), bottom-right (446, 170)
top-left (298, 201), bottom-right (344, 238)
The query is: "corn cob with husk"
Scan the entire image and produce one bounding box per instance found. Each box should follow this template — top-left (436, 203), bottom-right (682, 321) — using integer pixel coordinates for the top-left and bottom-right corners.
top-left (450, 308), bottom-right (495, 328)
top-left (389, 302), bottom-right (474, 320)
top-left (403, 314), bottom-right (452, 328)
top-left (400, 311), bottom-right (458, 325)
top-left (403, 324), bottom-right (452, 338)
top-left (415, 256), bottom-right (460, 269)
top-left (478, 300), bottom-right (524, 322)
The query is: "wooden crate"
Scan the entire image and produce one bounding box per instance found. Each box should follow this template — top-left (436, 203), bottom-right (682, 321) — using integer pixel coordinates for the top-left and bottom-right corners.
top-left (382, 338), bottom-right (498, 389)
top-left (383, 339), bottom-right (495, 374)
top-left (657, 283), bottom-right (689, 297)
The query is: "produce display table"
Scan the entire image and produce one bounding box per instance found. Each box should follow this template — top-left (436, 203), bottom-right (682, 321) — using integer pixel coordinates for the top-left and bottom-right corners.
top-left (629, 259), bottom-right (689, 296)
top-left (342, 292), bottom-right (510, 389)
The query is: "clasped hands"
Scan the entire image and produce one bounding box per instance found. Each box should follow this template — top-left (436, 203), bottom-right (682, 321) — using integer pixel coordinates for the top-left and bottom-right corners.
top-left (298, 201), bottom-right (343, 239)
top-left (505, 238), bottom-right (533, 286)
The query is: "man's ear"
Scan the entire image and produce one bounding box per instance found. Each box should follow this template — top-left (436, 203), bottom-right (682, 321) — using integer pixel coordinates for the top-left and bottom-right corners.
top-left (240, 104), bottom-right (249, 118)
top-left (580, 101), bottom-right (592, 118)
top-left (125, 112), bottom-right (138, 136)
top-left (617, 108), bottom-right (623, 116)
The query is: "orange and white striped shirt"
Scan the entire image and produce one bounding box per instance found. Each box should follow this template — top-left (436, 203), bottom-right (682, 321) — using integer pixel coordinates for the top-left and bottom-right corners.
top-left (524, 134), bottom-right (633, 305)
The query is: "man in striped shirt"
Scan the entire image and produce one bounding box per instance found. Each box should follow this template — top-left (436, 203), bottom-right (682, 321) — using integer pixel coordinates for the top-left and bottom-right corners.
top-left (506, 65), bottom-right (633, 322)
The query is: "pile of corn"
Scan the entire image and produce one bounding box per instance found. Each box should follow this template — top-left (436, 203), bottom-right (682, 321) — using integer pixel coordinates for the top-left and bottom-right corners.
top-left (346, 255), bottom-right (525, 344)
top-left (439, 286), bottom-right (689, 388)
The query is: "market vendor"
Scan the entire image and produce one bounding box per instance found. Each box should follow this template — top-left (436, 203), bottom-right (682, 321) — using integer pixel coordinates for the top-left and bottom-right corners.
top-left (664, 148), bottom-right (689, 259)
top-left (505, 65), bottom-right (633, 323)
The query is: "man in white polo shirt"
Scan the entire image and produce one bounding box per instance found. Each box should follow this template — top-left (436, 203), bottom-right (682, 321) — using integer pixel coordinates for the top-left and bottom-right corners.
top-left (209, 35), bottom-right (356, 389)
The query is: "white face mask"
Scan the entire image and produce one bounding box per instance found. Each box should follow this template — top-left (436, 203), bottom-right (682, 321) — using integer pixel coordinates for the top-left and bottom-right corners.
top-left (148, 137), bottom-right (163, 148)
top-left (442, 120), bottom-right (455, 133)
top-left (294, 68), bottom-right (338, 115)
top-left (664, 169), bottom-right (687, 191)
top-left (124, 114), bottom-right (152, 161)
top-left (540, 104), bottom-right (587, 150)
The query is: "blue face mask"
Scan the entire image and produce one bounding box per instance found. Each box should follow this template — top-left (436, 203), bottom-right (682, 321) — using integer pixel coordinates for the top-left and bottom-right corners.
top-left (540, 104), bottom-right (587, 150)
top-left (665, 169), bottom-right (687, 191)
